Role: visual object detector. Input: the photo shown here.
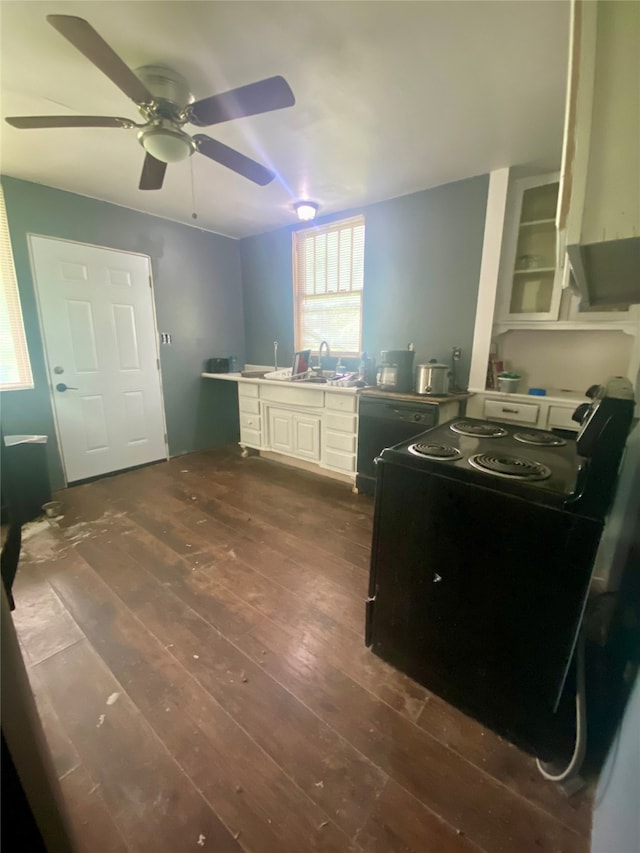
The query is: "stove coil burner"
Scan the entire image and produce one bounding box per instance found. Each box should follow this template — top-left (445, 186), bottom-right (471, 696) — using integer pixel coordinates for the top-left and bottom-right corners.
top-left (450, 421), bottom-right (508, 438)
top-left (514, 430), bottom-right (566, 447)
top-left (468, 453), bottom-right (551, 481)
top-left (409, 443), bottom-right (463, 461)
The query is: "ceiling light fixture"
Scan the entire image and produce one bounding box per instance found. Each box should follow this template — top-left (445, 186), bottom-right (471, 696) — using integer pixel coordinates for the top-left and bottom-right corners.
top-left (138, 122), bottom-right (194, 163)
top-left (295, 200), bottom-right (319, 222)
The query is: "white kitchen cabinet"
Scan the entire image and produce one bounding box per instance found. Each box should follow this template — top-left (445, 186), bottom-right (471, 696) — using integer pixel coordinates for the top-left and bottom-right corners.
top-left (467, 392), bottom-right (581, 433)
top-left (268, 407), bottom-right (294, 454)
top-left (322, 392), bottom-right (358, 475)
top-left (496, 174), bottom-right (564, 323)
top-left (267, 407), bottom-right (321, 461)
top-left (547, 404), bottom-right (581, 432)
top-left (293, 414), bottom-right (321, 461)
top-left (468, 167), bottom-right (640, 419)
top-left (483, 398), bottom-right (539, 425)
top-left (238, 384), bottom-right (263, 450)
top-left (217, 377), bottom-right (358, 481)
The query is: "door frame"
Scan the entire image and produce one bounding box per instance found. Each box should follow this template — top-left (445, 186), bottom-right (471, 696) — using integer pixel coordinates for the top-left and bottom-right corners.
top-left (28, 234), bottom-right (169, 487)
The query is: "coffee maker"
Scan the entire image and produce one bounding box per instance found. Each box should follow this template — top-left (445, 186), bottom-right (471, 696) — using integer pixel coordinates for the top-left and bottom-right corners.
top-left (376, 346), bottom-right (415, 393)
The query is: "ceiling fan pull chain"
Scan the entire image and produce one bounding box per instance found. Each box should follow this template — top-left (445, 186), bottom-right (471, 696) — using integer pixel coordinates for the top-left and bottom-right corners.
top-left (190, 158), bottom-right (198, 220)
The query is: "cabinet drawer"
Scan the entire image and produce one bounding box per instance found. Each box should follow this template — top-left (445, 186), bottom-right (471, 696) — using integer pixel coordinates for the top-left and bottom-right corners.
top-left (547, 404), bottom-right (580, 431)
top-left (238, 382), bottom-right (259, 398)
top-left (483, 399), bottom-right (539, 424)
top-left (325, 412), bottom-right (357, 433)
top-left (325, 430), bottom-right (356, 454)
top-left (261, 384), bottom-right (324, 408)
top-left (239, 396), bottom-right (260, 414)
top-left (324, 448), bottom-right (356, 473)
top-left (325, 393), bottom-right (357, 413)
top-left (240, 428), bottom-right (261, 447)
top-left (240, 412), bottom-right (261, 431)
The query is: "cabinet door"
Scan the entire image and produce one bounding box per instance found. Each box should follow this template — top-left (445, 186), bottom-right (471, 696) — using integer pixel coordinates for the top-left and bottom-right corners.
top-left (497, 175), bottom-right (564, 322)
top-left (268, 408), bottom-right (294, 454)
top-left (293, 414), bottom-right (320, 461)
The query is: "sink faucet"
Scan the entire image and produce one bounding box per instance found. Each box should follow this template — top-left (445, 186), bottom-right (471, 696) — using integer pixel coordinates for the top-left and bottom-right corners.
top-left (317, 341), bottom-right (331, 375)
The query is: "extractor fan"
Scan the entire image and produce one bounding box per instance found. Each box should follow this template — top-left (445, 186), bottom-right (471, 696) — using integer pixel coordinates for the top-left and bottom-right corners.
top-left (5, 15), bottom-right (295, 190)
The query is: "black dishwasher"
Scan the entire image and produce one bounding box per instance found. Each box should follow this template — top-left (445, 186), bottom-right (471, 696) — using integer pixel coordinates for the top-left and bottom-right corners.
top-left (356, 395), bottom-right (438, 494)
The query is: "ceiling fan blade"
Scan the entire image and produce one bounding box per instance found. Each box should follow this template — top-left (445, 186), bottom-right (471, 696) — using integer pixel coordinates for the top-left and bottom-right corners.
top-left (5, 115), bottom-right (134, 129)
top-left (139, 153), bottom-right (167, 190)
top-left (193, 135), bottom-right (275, 186)
top-left (188, 76), bottom-right (295, 127)
top-left (47, 15), bottom-right (153, 105)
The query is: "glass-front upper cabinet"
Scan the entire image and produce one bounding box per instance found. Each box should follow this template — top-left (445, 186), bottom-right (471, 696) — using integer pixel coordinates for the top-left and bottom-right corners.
top-left (497, 174), bottom-right (564, 322)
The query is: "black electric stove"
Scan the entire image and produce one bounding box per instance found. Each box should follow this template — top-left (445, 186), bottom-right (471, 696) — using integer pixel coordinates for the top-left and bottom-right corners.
top-left (391, 418), bottom-right (583, 508)
top-left (366, 379), bottom-right (636, 760)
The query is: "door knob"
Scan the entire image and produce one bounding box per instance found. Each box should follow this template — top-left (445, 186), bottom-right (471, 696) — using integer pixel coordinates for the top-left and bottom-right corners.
top-left (55, 383), bottom-right (78, 392)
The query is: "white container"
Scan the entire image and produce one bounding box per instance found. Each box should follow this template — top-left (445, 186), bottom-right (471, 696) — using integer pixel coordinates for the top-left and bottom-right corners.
top-left (497, 376), bottom-right (521, 393)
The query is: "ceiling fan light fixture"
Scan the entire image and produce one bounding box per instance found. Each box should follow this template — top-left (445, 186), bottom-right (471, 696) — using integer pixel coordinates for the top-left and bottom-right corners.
top-left (295, 200), bottom-right (319, 222)
top-left (138, 125), bottom-right (193, 163)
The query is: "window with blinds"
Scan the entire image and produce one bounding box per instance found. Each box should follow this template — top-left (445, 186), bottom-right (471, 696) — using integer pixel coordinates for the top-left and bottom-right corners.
top-left (0, 184), bottom-right (33, 391)
top-left (293, 215), bottom-right (365, 356)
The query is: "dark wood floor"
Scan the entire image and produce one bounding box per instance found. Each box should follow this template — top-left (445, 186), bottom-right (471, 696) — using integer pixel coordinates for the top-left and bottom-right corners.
top-left (12, 448), bottom-right (592, 852)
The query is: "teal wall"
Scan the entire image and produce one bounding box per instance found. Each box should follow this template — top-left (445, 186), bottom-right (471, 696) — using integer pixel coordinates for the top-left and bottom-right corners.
top-left (240, 174), bottom-right (489, 381)
top-left (1, 176), bottom-right (243, 490)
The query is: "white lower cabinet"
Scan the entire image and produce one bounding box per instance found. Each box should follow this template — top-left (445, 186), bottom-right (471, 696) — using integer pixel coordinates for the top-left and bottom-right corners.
top-left (293, 414), bottom-right (321, 460)
top-left (322, 393), bottom-right (358, 475)
top-left (267, 407), bottom-right (321, 461)
top-left (467, 392), bottom-right (580, 432)
top-left (238, 384), bottom-right (263, 449)
top-left (268, 408), bottom-right (294, 454)
top-left (547, 404), bottom-right (580, 431)
top-left (237, 381), bottom-right (358, 480)
top-left (483, 398), bottom-right (539, 425)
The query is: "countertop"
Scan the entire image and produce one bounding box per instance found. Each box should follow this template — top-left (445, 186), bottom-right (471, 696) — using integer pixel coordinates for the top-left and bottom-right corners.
top-left (470, 387), bottom-right (588, 406)
top-left (201, 372), bottom-right (359, 395)
top-left (202, 372), bottom-right (473, 404)
top-left (358, 388), bottom-right (474, 406)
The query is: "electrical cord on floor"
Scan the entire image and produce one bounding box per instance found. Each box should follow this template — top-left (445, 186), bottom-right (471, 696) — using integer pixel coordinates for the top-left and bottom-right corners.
top-left (536, 626), bottom-right (587, 783)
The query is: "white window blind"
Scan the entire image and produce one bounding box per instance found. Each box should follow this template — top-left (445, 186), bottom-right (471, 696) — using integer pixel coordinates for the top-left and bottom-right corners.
top-left (293, 215), bottom-right (365, 356)
top-left (0, 184), bottom-right (33, 391)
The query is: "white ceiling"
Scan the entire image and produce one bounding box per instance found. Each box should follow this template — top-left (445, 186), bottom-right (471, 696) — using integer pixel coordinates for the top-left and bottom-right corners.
top-left (0, 1), bottom-right (570, 239)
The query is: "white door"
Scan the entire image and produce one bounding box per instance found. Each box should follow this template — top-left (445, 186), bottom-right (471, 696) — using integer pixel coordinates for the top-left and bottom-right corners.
top-left (29, 236), bottom-right (166, 483)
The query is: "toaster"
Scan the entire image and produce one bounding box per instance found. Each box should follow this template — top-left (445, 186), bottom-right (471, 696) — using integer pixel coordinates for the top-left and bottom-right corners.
top-left (206, 357), bottom-right (230, 373)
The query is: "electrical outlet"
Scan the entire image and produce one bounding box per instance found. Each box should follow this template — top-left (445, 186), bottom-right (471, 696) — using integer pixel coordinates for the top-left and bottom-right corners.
top-left (452, 347), bottom-right (461, 360)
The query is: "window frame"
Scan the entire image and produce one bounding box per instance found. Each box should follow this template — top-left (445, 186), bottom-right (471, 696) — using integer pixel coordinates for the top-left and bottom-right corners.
top-left (292, 214), bottom-right (365, 358)
top-left (0, 184), bottom-right (33, 392)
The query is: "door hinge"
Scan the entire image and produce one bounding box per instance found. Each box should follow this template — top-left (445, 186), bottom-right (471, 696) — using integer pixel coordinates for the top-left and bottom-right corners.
top-left (156, 358), bottom-right (160, 370)
top-left (149, 276), bottom-right (152, 288)
top-left (164, 433), bottom-right (168, 444)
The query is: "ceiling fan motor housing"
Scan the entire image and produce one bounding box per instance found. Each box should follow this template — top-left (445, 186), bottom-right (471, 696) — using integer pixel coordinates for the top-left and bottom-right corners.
top-left (134, 65), bottom-right (193, 111)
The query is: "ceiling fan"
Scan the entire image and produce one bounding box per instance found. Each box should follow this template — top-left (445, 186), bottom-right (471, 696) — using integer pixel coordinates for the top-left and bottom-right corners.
top-left (5, 15), bottom-right (295, 190)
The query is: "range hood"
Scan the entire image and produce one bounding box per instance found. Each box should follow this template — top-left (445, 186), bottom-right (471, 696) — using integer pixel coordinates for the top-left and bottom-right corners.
top-left (557, 1), bottom-right (640, 309)
top-left (567, 236), bottom-right (640, 308)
